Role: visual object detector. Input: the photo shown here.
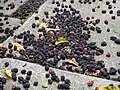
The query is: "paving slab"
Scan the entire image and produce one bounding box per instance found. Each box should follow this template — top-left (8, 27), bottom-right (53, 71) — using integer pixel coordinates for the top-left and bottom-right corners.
top-left (0, 17), bottom-right (20, 30)
top-left (5, 0), bottom-right (120, 70)
top-left (0, 0), bottom-right (29, 15)
top-left (10, 0), bottom-right (47, 19)
top-left (1, 0), bottom-right (120, 86)
top-left (0, 17), bottom-right (21, 43)
top-left (0, 58), bottom-right (119, 90)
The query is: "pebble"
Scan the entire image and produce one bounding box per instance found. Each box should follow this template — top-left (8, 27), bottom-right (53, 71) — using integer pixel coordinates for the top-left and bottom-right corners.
top-left (0, 28), bottom-right (4, 33)
top-left (52, 0), bottom-right (55, 4)
top-left (70, 0), bottom-right (74, 4)
top-left (101, 41), bottom-right (107, 46)
top-left (26, 76), bottom-right (31, 81)
top-left (118, 76), bottom-right (120, 81)
top-left (6, 21), bottom-right (9, 24)
top-left (8, 43), bottom-right (13, 49)
top-left (117, 10), bottom-right (120, 16)
top-left (45, 65), bottom-right (49, 71)
top-left (92, 0), bottom-right (96, 2)
top-left (109, 67), bottom-right (117, 75)
top-left (106, 53), bottom-right (111, 57)
top-left (61, 76), bottom-right (65, 81)
top-left (111, 16), bottom-right (116, 20)
top-left (33, 82), bottom-right (38, 86)
top-left (57, 83), bottom-right (70, 89)
top-left (101, 10), bottom-right (106, 14)
top-left (96, 28), bottom-right (102, 33)
top-left (92, 8), bottom-right (95, 12)
top-left (0, 23), bottom-right (3, 26)
top-left (87, 80), bottom-right (94, 87)
top-left (118, 69), bottom-right (120, 74)
top-left (108, 5), bottom-right (112, 9)
top-left (45, 73), bottom-right (50, 78)
top-left (1, 77), bottom-right (6, 84)
top-left (18, 76), bottom-right (24, 84)
top-left (14, 86), bottom-right (21, 90)
top-left (12, 72), bottom-right (17, 81)
top-left (114, 38), bottom-right (120, 44)
top-left (4, 17), bottom-right (8, 20)
top-left (44, 12), bottom-right (49, 16)
top-left (106, 75), bottom-right (110, 80)
top-left (35, 16), bottom-right (39, 20)
top-left (0, 6), bottom-right (3, 10)
top-left (55, 77), bottom-right (60, 83)
top-left (117, 52), bottom-right (120, 57)
top-left (74, 68), bottom-right (80, 73)
top-left (11, 68), bottom-right (18, 73)
top-left (112, 0), bottom-right (116, 3)
top-left (21, 69), bottom-right (26, 74)
top-left (48, 79), bottom-right (53, 85)
top-left (95, 19), bottom-right (100, 24)
top-left (64, 84), bottom-right (70, 89)
top-left (63, 0), bottom-right (66, 2)
top-left (4, 62), bottom-right (9, 67)
top-left (110, 36), bottom-right (117, 41)
top-left (107, 28), bottom-right (110, 32)
top-left (57, 84), bottom-right (64, 89)
top-left (65, 79), bottom-right (70, 84)
top-left (51, 75), bottom-right (57, 81)
top-left (109, 10), bottom-right (113, 14)
top-left (104, 20), bottom-right (108, 25)
top-left (86, 17), bottom-right (90, 21)
top-left (23, 83), bottom-right (30, 89)
top-left (32, 23), bottom-right (36, 28)
top-left (27, 71), bottom-right (32, 76)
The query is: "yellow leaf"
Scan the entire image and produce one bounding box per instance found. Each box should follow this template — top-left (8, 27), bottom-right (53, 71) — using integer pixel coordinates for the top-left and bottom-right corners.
top-left (20, 19), bottom-right (25, 25)
top-left (64, 58), bottom-right (79, 66)
top-left (39, 22), bottom-right (48, 30)
top-left (12, 42), bottom-right (24, 51)
top-left (4, 68), bottom-right (12, 78)
top-left (41, 82), bottom-right (48, 88)
top-left (98, 86), bottom-right (120, 90)
top-left (55, 37), bottom-right (69, 45)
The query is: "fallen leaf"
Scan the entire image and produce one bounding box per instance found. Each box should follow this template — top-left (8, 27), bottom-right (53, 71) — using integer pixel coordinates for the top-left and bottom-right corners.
top-left (39, 22), bottom-right (48, 30)
top-left (4, 68), bottom-right (12, 79)
top-left (55, 37), bottom-right (69, 45)
top-left (98, 86), bottom-right (119, 90)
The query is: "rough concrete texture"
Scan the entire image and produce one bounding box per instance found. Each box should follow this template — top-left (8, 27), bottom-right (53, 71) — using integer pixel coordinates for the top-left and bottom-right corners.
top-left (0, 58), bottom-right (119, 90)
top-left (0, 17), bottom-right (20, 30)
top-left (0, 0), bottom-right (28, 15)
top-left (1, 0), bottom-right (120, 89)
top-left (5, 0), bottom-right (120, 70)
top-left (0, 17), bottom-right (21, 38)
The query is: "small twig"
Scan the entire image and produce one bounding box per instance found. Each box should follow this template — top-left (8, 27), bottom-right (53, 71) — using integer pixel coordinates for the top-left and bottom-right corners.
top-left (22, 64), bottom-right (27, 67)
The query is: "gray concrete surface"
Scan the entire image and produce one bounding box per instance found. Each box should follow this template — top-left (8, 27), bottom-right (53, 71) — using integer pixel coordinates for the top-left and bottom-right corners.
top-left (0, 0), bottom-right (120, 90)
top-left (0, 58), bottom-right (119, 90)
top-left (5, 0), bottom-right (120, 70)
top-left (0, 17), bottom-right (21, 37)
top-left (0, 0), bottom-right (28, 15)
top-left (0, 17), bottom-right (21, 29)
